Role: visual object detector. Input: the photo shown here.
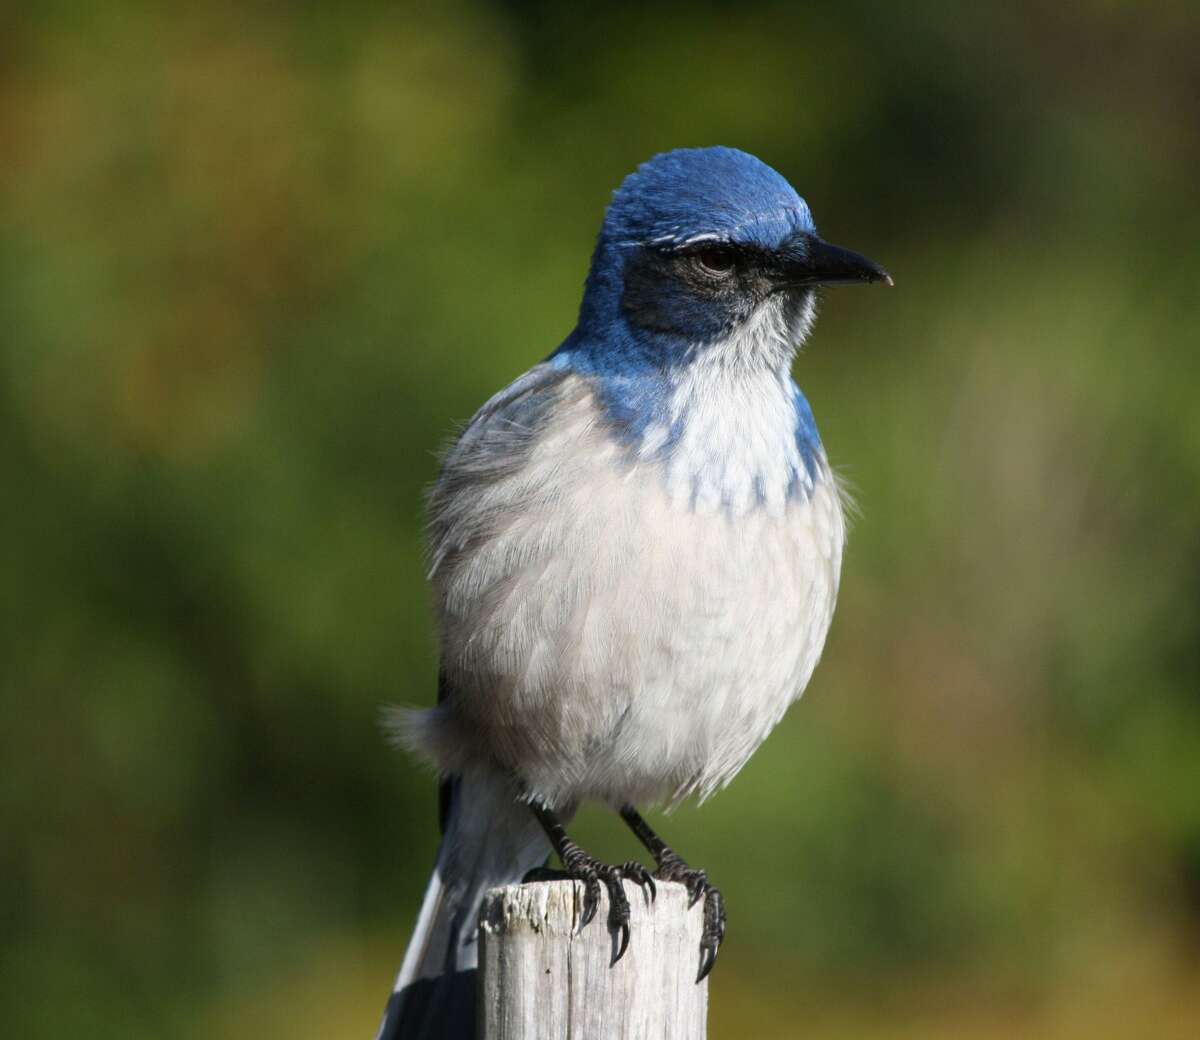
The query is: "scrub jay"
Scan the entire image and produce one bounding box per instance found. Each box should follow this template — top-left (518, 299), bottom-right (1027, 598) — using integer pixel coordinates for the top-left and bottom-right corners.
top-left (378, 146), bottom-right (890, 1039)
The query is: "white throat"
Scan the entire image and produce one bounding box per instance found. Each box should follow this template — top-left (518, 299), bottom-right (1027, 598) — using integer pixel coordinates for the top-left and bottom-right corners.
top-left (634, 298), bottom-right (824, 516)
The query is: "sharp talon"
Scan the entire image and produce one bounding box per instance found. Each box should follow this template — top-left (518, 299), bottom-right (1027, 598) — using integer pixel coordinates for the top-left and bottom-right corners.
top-left (588, 876), bottom-right (603, 927)
top-left (613, 922), bottom-right (631, 963)
top-left (622, 860), bottom-right (656, 903)
top-left (579, 874), bottom-right (601, 929)
top-left (604, 873), bottom-right (631, 929)
top-left (695, 885), bottom-right (725, 981)
top-left (602, 870), bottom-right (631, 963)
top-left (532, 809), bottom-right (650, 960)
top-left (657, 858), bottom-right (723, 978)
top-left (616, 808), bottom-right (724, 982)
top-left (533, 804), bottom-right (645, 957)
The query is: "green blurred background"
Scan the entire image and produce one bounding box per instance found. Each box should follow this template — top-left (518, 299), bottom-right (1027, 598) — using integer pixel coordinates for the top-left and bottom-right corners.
top-left (3, 2), bottom-right (1199, 1037)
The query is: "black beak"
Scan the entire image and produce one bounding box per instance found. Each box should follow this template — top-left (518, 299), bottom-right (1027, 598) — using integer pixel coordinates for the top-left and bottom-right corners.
top-left (776, 231), bottom-right (893, 288)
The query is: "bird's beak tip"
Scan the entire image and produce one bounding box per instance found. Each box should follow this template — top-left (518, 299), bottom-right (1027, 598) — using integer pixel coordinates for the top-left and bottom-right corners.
top-left (881, 271), bottom-right (894, 287)
top-left (788, 234), bottom-right (893, 290)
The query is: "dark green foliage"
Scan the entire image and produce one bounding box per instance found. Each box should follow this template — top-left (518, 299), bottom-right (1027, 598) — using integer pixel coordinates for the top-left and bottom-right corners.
top-left (2, 3), bottom-right (1198, 1036)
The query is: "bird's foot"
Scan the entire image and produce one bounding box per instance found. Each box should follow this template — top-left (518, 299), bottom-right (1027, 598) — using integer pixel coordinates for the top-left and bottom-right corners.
top-left (522, 849), bottom-right (655, 963)
top-left (655, 851), bottom-right (726, 981)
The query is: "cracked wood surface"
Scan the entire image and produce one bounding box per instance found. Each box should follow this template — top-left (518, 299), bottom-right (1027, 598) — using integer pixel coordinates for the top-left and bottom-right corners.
top-left (479, 879), bottom-right (708, 1040)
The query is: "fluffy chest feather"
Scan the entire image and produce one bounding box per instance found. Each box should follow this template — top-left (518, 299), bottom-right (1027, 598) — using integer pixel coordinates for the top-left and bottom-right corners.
top-left (423, 365), bottom-right (844, 807)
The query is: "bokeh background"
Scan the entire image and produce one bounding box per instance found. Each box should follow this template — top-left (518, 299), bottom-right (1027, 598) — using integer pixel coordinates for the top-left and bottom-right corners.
top-left (4, 2), bottom-right (1199, 1037)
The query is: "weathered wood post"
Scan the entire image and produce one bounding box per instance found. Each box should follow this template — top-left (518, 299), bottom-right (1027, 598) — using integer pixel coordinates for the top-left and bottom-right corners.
top-left (479, 880), bottom-right (708, 1040)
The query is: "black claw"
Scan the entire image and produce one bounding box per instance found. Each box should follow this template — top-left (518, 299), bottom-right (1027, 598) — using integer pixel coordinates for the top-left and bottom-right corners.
top-left (700, 888), bottom-right (725, 961)
top-left (696, 887), bottom-right (725, 982)
top-left (580, 873), bottom-right (601, 928)
top-left (603, 874), bottom-right (630, 927)
top-left (652, 853), bottom-right (725, 981)
top-left (613, 921), bottom-right (631, 963)
top-left (529, 802), bottom-right (648, 968)
top-left (598, 866), bottom-right (632, 963)
top-left (546, 837), bottom-right (637, 958)
top-left (618, 806), bottom-right (728, 981)
top-left (621, 860), bottom-right (657, 903)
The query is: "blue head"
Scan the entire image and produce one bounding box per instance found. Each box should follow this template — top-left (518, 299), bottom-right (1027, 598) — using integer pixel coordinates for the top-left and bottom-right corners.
top-left (551, 148), bottom-right (889, 509)
top-left (573, 147), bottom-right (889, 359)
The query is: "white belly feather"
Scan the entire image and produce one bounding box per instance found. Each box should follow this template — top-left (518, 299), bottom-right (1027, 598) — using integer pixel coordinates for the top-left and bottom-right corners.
top-left (409, 367), bottom-right (844, 809)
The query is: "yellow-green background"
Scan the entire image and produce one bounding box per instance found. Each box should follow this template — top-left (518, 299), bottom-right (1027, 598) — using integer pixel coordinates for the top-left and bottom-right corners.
top-left (3, 3), bottom-right (1198, 1037)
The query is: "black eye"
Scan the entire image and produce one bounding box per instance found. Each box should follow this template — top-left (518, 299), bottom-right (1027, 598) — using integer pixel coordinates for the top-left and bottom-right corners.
top-left (695, 246), bottom-right (735, 275)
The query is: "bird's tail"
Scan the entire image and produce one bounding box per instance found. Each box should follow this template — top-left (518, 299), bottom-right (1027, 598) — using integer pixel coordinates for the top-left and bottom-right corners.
top-left (375, 773), bottom-right (551, 1040)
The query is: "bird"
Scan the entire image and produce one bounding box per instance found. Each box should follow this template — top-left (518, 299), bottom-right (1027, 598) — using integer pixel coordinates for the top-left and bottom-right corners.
top-left (376, 146), bottom-right (890, 1039)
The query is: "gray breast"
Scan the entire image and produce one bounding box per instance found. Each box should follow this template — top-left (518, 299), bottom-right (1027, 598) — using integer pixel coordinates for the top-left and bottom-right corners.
top-left (412, 366), bottom-right (845, 809)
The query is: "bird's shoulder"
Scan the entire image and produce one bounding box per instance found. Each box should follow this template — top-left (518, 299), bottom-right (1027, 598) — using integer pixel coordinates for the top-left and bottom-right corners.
top-left (426, 361), bottom-right (606, 580)
top-left (430, 361), bottom-right (594, 498)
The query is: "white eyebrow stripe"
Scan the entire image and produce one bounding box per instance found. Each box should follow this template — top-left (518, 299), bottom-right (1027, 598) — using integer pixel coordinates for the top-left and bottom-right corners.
top-left (639, 231), bottom-right (730, 249)
top-left (627, 206), bottom-right (814, 250)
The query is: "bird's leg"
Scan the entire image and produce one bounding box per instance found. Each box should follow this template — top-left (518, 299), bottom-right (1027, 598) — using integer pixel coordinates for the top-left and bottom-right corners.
top-left (619, 805), bottom-right (727, 981)
top-left (524, 801), bottom-right (654, 963)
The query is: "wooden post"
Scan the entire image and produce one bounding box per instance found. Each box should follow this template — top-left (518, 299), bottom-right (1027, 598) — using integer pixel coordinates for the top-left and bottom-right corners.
top-left (478, 880), bottom-right (708, 1040)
